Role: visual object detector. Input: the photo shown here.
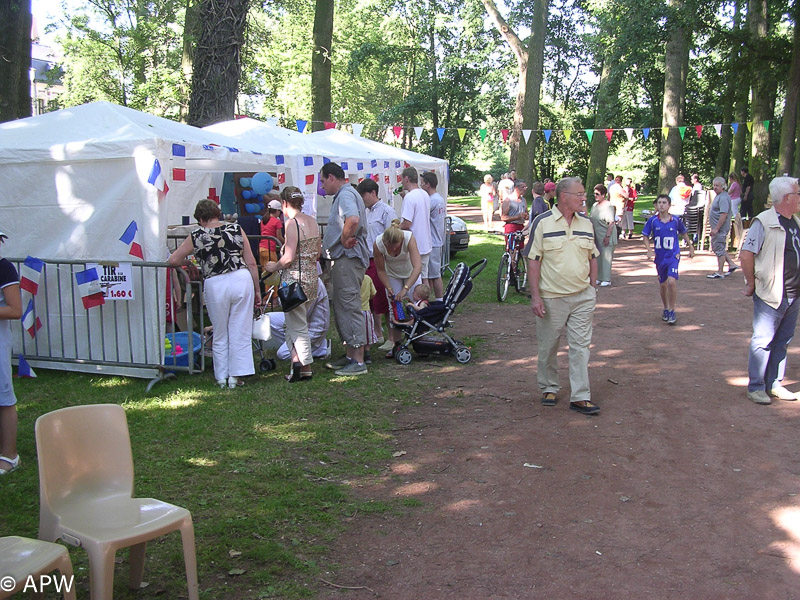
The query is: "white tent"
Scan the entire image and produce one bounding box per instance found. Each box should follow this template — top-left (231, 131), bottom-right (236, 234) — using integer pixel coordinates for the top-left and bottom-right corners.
top-left (0, 101), bottom-right (283, 378)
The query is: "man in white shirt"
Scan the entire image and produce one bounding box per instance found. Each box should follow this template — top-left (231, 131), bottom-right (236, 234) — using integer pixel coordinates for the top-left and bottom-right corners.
top-left (421, 171), bottom-right (446, 300)
top-left (400, 167), bottom-right (433, 280)
top-left (668, 174), bottom-right (691, 220)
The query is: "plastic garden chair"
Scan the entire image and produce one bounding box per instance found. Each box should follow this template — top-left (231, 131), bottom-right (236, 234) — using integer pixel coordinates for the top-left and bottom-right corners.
top-left (0, 535), bottom-right (76, 600)
top-left (35, 404), bottom-right (199, 600)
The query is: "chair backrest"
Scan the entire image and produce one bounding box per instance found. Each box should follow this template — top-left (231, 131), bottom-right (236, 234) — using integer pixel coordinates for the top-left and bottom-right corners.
top-left (36, 404), bottom-right (135, 511)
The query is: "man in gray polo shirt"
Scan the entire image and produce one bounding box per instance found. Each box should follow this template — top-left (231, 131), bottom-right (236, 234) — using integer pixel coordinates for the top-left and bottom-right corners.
top-left (320, 162), bottom-right (370, 375)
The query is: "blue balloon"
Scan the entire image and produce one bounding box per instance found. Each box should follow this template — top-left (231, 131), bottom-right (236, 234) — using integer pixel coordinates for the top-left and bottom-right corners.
top-left (241, 190), bottom-right (252, 199)
top-left (258, 202), bottom-right (265, 211)
top-left (245, 202), bottom-right (259, 214)
top-left (251, 172), bottom-right (274, 195)
top-left (239, 177), bottom-right (251, 188)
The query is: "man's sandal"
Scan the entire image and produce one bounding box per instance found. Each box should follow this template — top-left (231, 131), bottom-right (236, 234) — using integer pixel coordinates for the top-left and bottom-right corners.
top-left (0, 454), bottom-right (20, 475)
top-left (541, 392), bottom-right (557, 406)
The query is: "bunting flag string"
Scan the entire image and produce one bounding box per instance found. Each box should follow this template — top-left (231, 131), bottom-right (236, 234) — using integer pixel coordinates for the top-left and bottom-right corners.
top-left (352, 123), bottom-right (364, 137)
top-left (543, 129), bottom-right (552, 143)
top-left (604, 129), bottom-right (613, 142)
top-left (521, 129), bottom-right (532, 143)
top-left (457, 128), bottom-right (467, 142)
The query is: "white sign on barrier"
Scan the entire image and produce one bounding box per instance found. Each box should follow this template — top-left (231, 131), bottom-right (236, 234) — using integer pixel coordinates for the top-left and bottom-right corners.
top-left (88, 262), bottom-right (135, 300)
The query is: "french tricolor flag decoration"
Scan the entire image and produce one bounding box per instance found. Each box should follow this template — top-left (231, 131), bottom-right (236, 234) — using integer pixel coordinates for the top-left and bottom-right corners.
top-left (17, 354), bottom-right (36, 378)
top-left (119, 221), bottom-right (144, 259)
top-left (147, 159), bottom-right (169, 195)
top-left (75, 268), bottom-right (105, 310)
top-left (20, 256), bottom-right (44, 296)
top-left (21, 299), bottom-right (42, 338)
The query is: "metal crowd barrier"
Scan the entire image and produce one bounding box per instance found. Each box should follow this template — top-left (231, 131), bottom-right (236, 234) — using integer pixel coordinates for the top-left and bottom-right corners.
top-left (9, 257), bottom-right (204, 392)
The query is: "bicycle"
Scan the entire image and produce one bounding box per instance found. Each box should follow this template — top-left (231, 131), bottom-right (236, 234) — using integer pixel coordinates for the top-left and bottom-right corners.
top-left (496, 230), bottom-right (528, 302)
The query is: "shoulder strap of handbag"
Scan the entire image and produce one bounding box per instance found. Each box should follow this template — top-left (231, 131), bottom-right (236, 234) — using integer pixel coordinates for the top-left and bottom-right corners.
top-left (294, 219), bottom-right (301, 286)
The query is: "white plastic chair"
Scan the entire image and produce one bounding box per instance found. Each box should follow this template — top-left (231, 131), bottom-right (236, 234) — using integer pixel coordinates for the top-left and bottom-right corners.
top-left (35, 404), bottom-right (199, 600)
top-left (0, 536), bottom-right (76, 600)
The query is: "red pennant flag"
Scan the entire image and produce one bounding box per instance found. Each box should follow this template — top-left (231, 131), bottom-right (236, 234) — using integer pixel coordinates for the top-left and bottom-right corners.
top-left (393, 126), bottom-right (403, 140)
top-left (695, 125), bottom-right (703, 138)
top-left (305, 174), bottom-right (315, 185)
top-left (501, 129), bottom-right (509, 142)
top-left (324, 121), bottom-right (336, 130)
top-left (604, 129), bottom-right (613, 142)
top-left (172, 168), bottom-right (186, 182)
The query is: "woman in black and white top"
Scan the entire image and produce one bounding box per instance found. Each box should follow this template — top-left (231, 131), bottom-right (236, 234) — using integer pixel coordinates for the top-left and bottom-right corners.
top-left (170, 199), bottom-right (261, 389)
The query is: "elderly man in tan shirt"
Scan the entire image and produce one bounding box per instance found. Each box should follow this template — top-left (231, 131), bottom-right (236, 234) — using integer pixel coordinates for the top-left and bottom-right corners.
top-left (524, 176), bottom-right (600, 415)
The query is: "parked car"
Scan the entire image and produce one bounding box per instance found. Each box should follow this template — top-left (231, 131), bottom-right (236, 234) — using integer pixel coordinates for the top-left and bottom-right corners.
top-left (448, 215), bottom-right (470, 256)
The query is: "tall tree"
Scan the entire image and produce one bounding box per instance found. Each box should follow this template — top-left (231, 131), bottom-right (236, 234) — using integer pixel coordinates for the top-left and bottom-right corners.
top-left (657, 0), bottom-right (691, 194)
top-left (777, 0), bottom-right (800, 176)
top-left (0, 0), bottom-right (32, 122)
top-left (188, 0), bottom-right (251, 126)
top-left (747, 0), bottom-right (774, 211)
top-left (311, 0), bottom-right (333, 131)
top-left (586, 57), bottom-right (622, 195)
top-left (483, 0), bottom-right (548, 192)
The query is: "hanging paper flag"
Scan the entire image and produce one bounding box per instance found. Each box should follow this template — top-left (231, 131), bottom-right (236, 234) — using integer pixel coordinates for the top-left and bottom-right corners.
top-left (296, 119), bottom-right (308, 133)
top-left (322, 157), bottom-right (331, 165)
top-left (357, 163), bottom-right (364, 171)
top-left (172, 168), bottom-right (186, 182)
top-left (352, 123), bottom-right (364, 137)
top-left (21, 299), bottom-right (42, 337)
top-left (147, 159), bottom-right (169, 195)
top-left (119, 220), bottom-right (143, 260)
top-left (642, 127), bottom-right (650, 140)
top-left (479, 128), bottom-right (487, 141)
top-left (266, 117), bottom-right (278, 126)
top-left (304, 174), bottom-right (314, 185)
top-left (171, 144), bottom-right (186, 172)
top-left (393, 126), bottom-right (403, 140)
top-left (746, 121), bottom-right (753, 132)
top-left (678, 126), bottom-right (686, 139)
top-left (695, 125), bottom-right (703, 138)
top-left (662, 127), bottom-right (669, 139)
top-left (20, 256), bottom-right (44, 296)
top-left (370, 160), bottom-right (377, 168)
top-left (522, 129), bottom-right (532, 143)
top-left (277, 173), bottom-right (286, 184)
top-left (436, 128), bottom-right (445, 141)
top-left (501, 129), bottom-right (509, 142)
top-left (763, 120), bottom-right (770, 131)
top-left (395, 161), bottom-right (401, 168)
top-left (303, 156), bottom-right (314, 167)
top-left (76, 268), bottom-right (105, 310)
top-left (623, 128), bottom-right (633, 141)
top-left (413, 126), bottom-right (424, 141)
top-left (324, 121), bottom-right (336, 130)
top-left (17, 354), bottom-right (36, 378)
top-left (543, 130), bottom-right (552, 143)
top-left (604, 129), bottom-right (613, 142)
top-left (732, 123), bottom-right (739, 134)
top-left (563, 129), bottom-right (572, 141)
top-left (714, 124), bottom-right (722, 137)
top-left (457, 128), bottom-right (466, 142)
top-left (208, 187), bottom-right (219, 202)
top-left (584, 129), bottom-right (593, 142)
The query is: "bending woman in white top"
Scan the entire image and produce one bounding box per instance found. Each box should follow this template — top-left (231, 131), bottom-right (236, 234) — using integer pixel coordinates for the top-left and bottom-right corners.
top-left (373, 219), bottom-right (423, 348)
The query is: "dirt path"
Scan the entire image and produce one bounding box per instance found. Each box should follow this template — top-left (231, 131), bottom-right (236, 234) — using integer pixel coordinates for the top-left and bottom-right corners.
top-left (317, 208), bottom-right (800, 599)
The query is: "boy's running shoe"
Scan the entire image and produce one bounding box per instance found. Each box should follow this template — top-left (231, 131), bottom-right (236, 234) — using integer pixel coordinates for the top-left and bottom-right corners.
top-left (667, 310), bottom-right (677, 325)
top-left (662, 309), bottom-right (669, 322)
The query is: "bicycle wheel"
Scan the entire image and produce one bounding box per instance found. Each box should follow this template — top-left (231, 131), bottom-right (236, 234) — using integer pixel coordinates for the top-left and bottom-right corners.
top-left (496, 252), bottom-right (511, 302)
top-left (514, 253), bottom-right (528, 292)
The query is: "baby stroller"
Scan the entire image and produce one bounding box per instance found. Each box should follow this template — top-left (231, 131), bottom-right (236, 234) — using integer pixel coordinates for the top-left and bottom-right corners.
top-left (388, 259), bottom-right (487, 365)
top-left (253, 288), bottom-right (277, 372)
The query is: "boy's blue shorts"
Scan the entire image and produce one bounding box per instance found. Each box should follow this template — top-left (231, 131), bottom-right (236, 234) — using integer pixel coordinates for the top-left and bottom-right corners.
top-left (655, 257), bottom-right (680, 283)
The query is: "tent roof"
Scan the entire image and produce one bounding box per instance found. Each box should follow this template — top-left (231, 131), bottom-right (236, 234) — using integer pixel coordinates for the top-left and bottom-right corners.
top-left (203, 118), bottom-right (316, 157)
top-left (309, 129), bottom-right (448, 169)
top-left (0, 101), bottom-right (274, 170)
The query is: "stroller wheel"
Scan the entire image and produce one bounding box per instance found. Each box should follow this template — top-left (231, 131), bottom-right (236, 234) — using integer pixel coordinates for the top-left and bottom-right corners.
top-left (260, 359), bottom-right (276, 372)
top-left (395, 347), bottom-right (413, 365)
top-left (454, 345), bottom-right (471, 364)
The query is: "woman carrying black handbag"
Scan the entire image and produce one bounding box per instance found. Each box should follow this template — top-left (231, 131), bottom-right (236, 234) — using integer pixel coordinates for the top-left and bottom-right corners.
top-left (263, 186), bottom-right (321, 382)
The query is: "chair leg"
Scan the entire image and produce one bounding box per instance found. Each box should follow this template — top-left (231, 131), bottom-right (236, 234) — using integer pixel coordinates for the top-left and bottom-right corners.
top-left (85, 543), bottom-right (117, 600)
top-left (179, 518), bottom-right (199, 600)
top-left (54, 550), bottom-right (77, 600)
top-left (128, 542), bottom-right (147, 590)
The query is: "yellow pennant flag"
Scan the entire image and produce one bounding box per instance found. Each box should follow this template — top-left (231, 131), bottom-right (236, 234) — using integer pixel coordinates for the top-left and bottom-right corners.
top-left (563, 129), bottom-right (572, 141)
top-left (457, 128), bottom-right (466, 142)
top-left (662, 126), bottom-right (669, 139)
top-left (746, 121), bottom-right (753, 133)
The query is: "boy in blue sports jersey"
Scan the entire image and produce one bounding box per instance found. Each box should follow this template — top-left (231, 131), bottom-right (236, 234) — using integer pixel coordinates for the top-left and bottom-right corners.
top-left (642, 194), bottom-right (695, 325)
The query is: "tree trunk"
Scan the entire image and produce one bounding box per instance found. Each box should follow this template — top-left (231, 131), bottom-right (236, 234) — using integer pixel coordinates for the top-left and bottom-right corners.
top-left (657, 2), bottom-right (690, 194)
top-left (515, 0), bottom-right (548, 196)
top-left (715, 100), bottom-right (733, 176)
top-left (429, 0), bottom-right (440, 157)
top-left (730, 90), bottom-right (749, 174)
top-left (187, 0), bottom-right (250, 127)
top-left (311, 0), bottom-right (333, 132)
top-left (747, 0), bottom-right (773, 213)
top-left (777, 2), bottom-right (800, 176)
top-left (794, 100), bottom-right (800, 176)
top-left (586, 56), bottom-right (621, 198)
top-left (0, 0), bottom-right (32, 123)
top-left (180, 0), bottom-right (200, 121)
